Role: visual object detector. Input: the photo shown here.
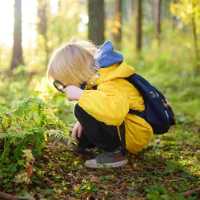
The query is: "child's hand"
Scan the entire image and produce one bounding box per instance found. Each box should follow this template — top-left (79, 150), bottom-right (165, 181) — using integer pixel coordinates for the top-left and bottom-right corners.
top-left (72, 121), bottom-right (83, 139)
top-left (63, 85), bottom-right (83, 101)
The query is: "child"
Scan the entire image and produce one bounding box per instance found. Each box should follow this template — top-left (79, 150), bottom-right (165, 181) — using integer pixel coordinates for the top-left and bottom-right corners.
top-left (47, 40), bottom-right (153, 168)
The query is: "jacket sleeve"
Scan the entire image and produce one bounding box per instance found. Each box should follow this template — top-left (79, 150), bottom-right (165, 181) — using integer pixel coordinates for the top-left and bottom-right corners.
top-left (78, 85), bottom-right (129, 126)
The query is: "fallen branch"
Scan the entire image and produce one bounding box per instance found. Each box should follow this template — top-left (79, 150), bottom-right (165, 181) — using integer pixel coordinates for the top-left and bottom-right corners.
top-left (0, 191), bottom-right (18, 200)
top-left (183, 187), bottom-right (200, 197)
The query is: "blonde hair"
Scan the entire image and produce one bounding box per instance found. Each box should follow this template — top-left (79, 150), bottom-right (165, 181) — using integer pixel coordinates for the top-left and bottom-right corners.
top-left (47, 40), bottom-right (97, 87)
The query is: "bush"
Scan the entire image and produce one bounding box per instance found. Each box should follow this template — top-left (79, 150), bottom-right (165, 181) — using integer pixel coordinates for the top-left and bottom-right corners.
top-left (0, 69), bottom-right (74, 188)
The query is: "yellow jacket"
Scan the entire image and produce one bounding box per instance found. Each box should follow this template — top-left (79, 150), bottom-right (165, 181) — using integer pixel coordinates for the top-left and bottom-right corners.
top-left (78, 63), bottom-right (153, 153)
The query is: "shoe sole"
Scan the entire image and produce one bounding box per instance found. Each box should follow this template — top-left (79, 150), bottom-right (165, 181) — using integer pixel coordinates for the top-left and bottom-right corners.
top-left (85, 159), bottom-right (128, 169)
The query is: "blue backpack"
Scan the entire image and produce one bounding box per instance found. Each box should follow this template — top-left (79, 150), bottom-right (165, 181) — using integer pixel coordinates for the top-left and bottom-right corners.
top-left (126, 74), bottom-right (175, 134)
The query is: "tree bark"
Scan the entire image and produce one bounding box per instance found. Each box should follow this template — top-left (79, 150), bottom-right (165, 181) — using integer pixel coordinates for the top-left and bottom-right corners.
top-left (88, 0), bottom-right (105, 45)
top-left (112, 0), bottom-right (122, 50)
top-left (135, 0), bottom-right (143, 53)
top-left (153, 0), bottom-right (162, 45)
top-left (10, 0), bottom-right (24, 69)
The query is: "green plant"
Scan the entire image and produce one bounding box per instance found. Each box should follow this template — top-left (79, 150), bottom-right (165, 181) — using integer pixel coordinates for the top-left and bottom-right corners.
top-left (74, 179), bottom-right (98, 197)
top-left (145, 184), bottom-right (191, 200)
top-left (0, 96), bottom-right (69, 187)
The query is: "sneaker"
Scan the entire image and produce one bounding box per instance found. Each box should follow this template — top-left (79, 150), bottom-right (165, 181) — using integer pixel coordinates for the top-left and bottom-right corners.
top-left (84, 151), bottom-right (128, 168)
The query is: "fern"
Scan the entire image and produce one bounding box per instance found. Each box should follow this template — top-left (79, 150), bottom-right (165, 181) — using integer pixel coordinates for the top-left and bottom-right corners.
top-left (0, 72), bottom-right (74, 187)
top-left (0, 96), bottom-right (71, 182)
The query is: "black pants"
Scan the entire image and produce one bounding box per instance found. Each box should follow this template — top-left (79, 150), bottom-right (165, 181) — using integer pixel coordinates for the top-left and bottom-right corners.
top-left (74, 104), bottom-right (121, 152)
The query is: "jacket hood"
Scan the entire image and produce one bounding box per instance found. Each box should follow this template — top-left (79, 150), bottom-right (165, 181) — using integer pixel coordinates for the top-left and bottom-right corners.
top-left (95, 41), bottom-right (123, 68)
top-left (87, 41), bottom-right (135, 86)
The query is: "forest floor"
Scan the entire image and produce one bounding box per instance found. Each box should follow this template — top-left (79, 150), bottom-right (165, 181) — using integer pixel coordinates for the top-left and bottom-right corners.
top-left (4, 124), bottom-right (199, 200)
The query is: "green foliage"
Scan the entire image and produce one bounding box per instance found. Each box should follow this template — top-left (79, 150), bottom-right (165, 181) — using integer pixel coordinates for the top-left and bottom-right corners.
top-left (0, 69), bottom-right (73, 187)
top-left (171, 0), bottom-right (200, 30)
top-left (146, 185), bottom-right (170, 200)
top-left (74, 179), bottom-right (98, 197)
top-left (170, 0), bottom-right (200, 69)
top-left (145, 184), bottom-right (189, 200)
top-left (0, 97), bottom-right (68, 185)
top-left (47, 0), bottom-right (86, 51)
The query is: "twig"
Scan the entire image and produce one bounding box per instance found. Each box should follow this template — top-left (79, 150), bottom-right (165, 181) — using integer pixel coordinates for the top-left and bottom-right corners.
top-left (183, 187), bottom-right (200, 197)
top-left (0, 191), bottom-right (18, 200)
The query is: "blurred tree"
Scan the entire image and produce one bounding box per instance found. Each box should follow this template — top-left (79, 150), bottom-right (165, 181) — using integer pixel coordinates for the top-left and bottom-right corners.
top-left (153, 0), bottom-right (162, 45)
top-left (88, 0), bottom-right (105, 45)
top-left (135, 0), bottom-right (143, 53)
top-left (112, 0), bottom-right (122, 50)
top-left (37, 0), bottom-right (49, 66)
top-left (171, 0), bottom-right (200, 70)
top-left (171, 0), bottom-right (179, 30)
top-left (127, 0), bottom-right (135, 21)
top-left (10, 0), bottom-right (24, 69)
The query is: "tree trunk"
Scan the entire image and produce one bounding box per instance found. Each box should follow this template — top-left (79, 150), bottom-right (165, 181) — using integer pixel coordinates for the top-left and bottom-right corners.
top-left (112, 0), bottom-right (122, 50)
top-left (88, 0), bottom-right (105, 45)
top-left (10, 0), bottom-right (24, 69)
top-left (153, 0), bottom-right (162, 45)
top-left (127, 0), bottom-right (135, 21)
top-left (37, 0), bottom-right (49, 66)
top-left (135, 0), bottom-right (143, 53)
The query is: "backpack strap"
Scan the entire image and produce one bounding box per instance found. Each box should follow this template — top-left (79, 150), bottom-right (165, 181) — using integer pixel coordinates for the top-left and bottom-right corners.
top-left (129, 109), bottom-right (146, 119)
